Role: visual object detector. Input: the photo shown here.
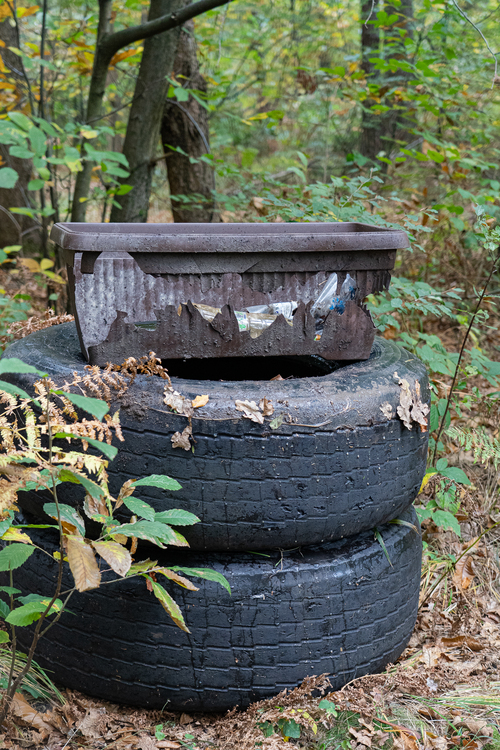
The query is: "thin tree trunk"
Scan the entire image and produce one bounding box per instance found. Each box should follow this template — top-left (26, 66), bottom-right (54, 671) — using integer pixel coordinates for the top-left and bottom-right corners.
top-left (359, 0), bottom-right (414, 162)
top-left (0, 14), bottom-right (40, 250)
top-left (359, 0), bottom-right (383, 161)
top-left (161, 20), bottom-right (215, 223)
top-left (109, 0), bottom-right (184, 223)
top-left (71, 0), bottom-right (231, 222)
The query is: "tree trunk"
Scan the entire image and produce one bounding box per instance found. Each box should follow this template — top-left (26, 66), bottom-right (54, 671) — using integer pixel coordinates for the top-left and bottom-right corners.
top-left (0, 16), bottom-right (40, 249)
top-left (359, 0), bottom-right (414, 162)
top-left (161, 20), bottom-right (215, 223)
top-left (359, 0), bottom-right (383, 161)
top-left (109, 0), bottom-right (184, 223)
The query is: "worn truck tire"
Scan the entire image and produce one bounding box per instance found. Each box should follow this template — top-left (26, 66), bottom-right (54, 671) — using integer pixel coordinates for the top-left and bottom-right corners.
top-left (2, 323), bottom-right (428, 551)
top-left (13, 507), bottom-right (421, 711)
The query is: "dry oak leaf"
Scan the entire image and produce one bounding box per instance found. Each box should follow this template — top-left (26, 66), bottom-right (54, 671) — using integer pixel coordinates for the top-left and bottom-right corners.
top-left (164, 386), bottom-right (193, 418)
top-left (259, 397), bottom-right (274, 417)
top-left (452, 555), bottom-right (475, 590)
top-left (349, 727), bottom-right (372, 747)
top-left (156, 742), bottom-right (181, 749)
top-left (171, 425), bottom-right (192, 451)
top-left (10, 692), bottom-right (54, 735)
top-left (394, 373), bottom-right (429, 431)
top-left (192, 394), bottom-right (209, 409)
top-left (380, 402), bottom-right (393, 420)
top-left (235, 399), bottom-right (264, 424)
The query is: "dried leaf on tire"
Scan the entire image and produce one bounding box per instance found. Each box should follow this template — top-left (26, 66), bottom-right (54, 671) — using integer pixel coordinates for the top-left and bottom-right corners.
top-left (394, 373), bottom-right (429, 431)
top-left (92, 541), bottom-right (132, 577)
top-left (192, 394), bottom-right (209, 409)
top-left (171, 425), bottom-right (192, 451)
top-left (259, 397), bottom-right (274, 416)
top-left (164, 386), bottom-right (193, 418)
top-left (65, 535), bottom-right (101, 591)
top-left (270, 413), bottom-right (284, 430)
top-left (452, 555), bottom-right (475, 590)
top-left (380, 402), bottom-right (393, 420)
top-left (235, 399), bottom-right (264, 423)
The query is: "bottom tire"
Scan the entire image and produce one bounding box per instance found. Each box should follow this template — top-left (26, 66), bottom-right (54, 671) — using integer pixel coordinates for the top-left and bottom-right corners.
top-left (12, 508), bottom-right (421, 711)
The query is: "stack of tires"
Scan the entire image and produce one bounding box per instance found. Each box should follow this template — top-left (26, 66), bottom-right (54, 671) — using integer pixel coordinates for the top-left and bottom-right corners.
top-left (3, 323), bottom-right (428, 711)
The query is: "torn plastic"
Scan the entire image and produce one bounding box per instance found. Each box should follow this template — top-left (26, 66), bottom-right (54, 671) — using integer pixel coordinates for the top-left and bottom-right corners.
top-left (184, 275), bottom-right (357, 342)
top-left (313, 272), bottom-right (358, 340)
top-left (192, 303), bottom-right (293, 339)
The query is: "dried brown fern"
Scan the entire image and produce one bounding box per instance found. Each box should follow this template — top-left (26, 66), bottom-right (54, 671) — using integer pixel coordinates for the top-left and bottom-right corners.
top-left (6, 309), bottom-right (74, 342)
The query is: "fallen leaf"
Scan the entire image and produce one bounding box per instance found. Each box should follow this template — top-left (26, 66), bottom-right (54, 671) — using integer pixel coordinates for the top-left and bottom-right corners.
top-left (422, 644), bottom-right (443, 667)
top-left (440, 635), bottom-right (484, 652)
top-left (349, 727), bottom-right (372, 747)
top-left (235, 399), bottom-right (264, 424)
top-left (171, 425), bottom-right (192, 451)
top-left (462, 719), bottom-right (492, 737)
top-left (164, 386), bottom-right (193, 418)
top-left (10, 693), bottom-right (53, 734)
top-left (179, 713), bottom-right (193, 725)
top-left (452, 555), bottom-right (475, 590)
top-left (156, 742), bottom-right (181, 749)
top-left (270, 413), bottom-right (284, 430)
top-left (380, 402), bottom-right (393, 420)
top-left (80, 707), bottom-right (107, 739)
top-left (270, 374), bottom-right (284, 381)
top-left (259, 397), bottom-right (274, 416)
top-left (192, 394), bottom-right (209, 409)
top-left (137, 734), bottom-right (157, 750)
top-left (394, 373), bottom-right (429, 431)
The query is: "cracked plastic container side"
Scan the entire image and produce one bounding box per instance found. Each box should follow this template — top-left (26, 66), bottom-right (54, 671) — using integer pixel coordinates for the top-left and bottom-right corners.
top-left (50, 221), bottom-right (409, 364)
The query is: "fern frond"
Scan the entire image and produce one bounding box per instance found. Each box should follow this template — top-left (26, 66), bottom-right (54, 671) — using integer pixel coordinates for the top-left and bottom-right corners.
top-left (448, 425), bottom-right (500, 468)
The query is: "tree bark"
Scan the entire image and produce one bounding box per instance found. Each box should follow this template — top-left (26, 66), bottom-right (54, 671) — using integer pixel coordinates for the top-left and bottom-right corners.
top-left (359, 0), bottom-right (414, 162)
top-left (109, 0), bottom-right (184, 223)
top-left (71, 0), bottom-right (232, 222)
top-left (359, 0), bottom-right (383, 161)
top-left (0, 15), bottom-right (40, 249)
top-left (161, 21), bottom-right (215, 223)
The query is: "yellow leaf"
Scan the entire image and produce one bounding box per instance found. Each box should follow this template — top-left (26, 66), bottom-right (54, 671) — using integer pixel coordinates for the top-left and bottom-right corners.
top-left (39, 258), bottom-right (53, 271)
top-left (419, 471), bottom-right (437, 494)
top-left (65, 535), bottom-right (101, 591)
top-left (92, 540), bottom-right (131, 577)
top-left (19, 258), bottom-right (40, 273)
top-left (1, 528), bottom-right (32, 544)
top-left (150, 581), bottom-right (189, 632)
top-left (248, 113), bottom-right (268, 121)
top-left (192, 394), bottom-right (209, 409)
top-left (80, 128), bottom-right (98, 139)
top-left (157, 568), bottom-right (198, 591)
top-left (16, 6), bottom-right (40, 18)
top-left (110, 48), bottom-right (140, 66)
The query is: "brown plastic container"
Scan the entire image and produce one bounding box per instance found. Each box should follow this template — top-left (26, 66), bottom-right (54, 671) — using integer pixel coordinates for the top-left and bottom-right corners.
top-left (50, 222), bottom-right (409, 365)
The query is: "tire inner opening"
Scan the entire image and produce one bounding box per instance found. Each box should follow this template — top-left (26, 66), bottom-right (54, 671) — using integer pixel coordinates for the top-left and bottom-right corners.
top-left (161, 355), bottom-right (350, 381)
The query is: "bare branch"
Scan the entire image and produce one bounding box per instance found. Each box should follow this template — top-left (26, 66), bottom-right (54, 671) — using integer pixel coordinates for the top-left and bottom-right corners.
top-left (451, 0), bottom-right (498, 88)
top-left (102, 0), bottom-right (233, 60)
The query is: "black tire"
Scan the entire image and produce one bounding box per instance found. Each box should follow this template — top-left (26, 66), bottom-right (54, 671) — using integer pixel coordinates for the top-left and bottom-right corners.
top-left (12, 507), bottom-right (421, 711)
top-left (3, 323), bottom-right (428, 551)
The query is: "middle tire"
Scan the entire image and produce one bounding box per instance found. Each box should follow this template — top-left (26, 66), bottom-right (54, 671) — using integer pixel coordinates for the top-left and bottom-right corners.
top-left (3, 323), bottom-right (429, 551)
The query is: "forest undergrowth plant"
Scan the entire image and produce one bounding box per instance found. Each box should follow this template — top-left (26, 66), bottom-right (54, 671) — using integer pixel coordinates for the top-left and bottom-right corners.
top-left (369, 207), bottom-right (500, 537)
top-left (0, 354), bottom-right (229, 725)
